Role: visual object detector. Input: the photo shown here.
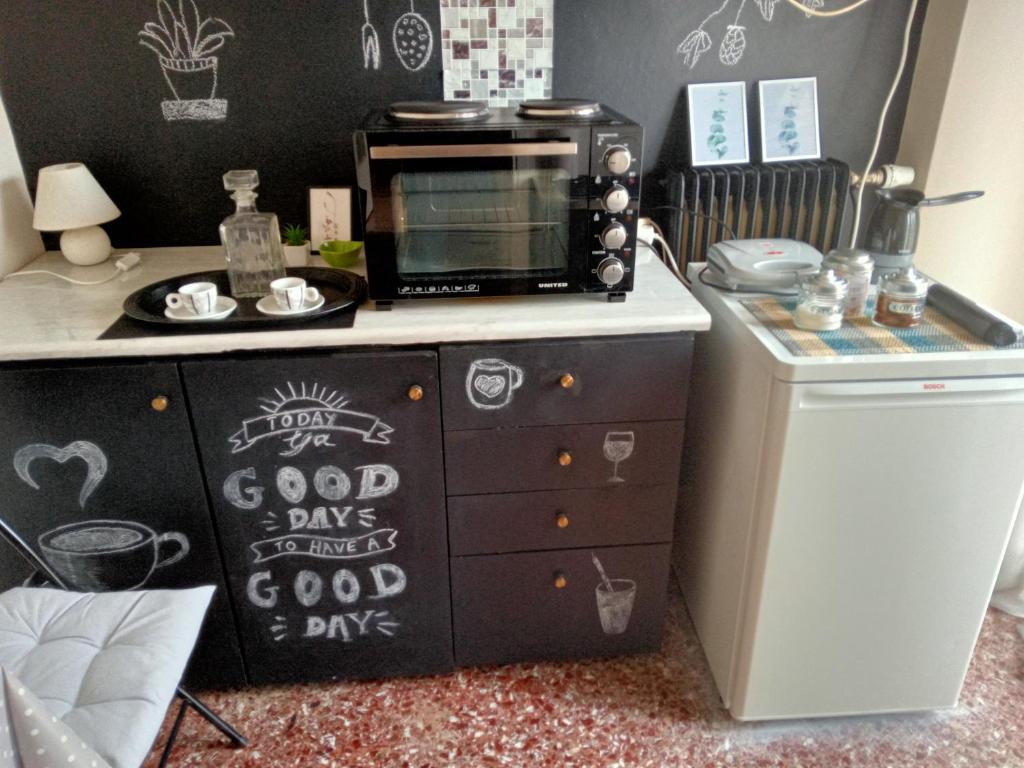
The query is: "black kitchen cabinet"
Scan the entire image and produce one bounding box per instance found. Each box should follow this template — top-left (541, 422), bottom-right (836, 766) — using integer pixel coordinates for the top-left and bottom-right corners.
top-left (439, 335), bottom-right (693, 430)
top-left (181, 351), bottom-right (452, 684)
top-left (441, 334), bottom-right (692, 668)
top-left (0, 363), bottom-right (245, 690)
top-left (0, 332), bottom-right (694, 685)
top-left (451, 544), bottom-right (672, 667)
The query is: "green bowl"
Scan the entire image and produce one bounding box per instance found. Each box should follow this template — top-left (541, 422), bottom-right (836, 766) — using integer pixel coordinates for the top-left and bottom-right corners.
top-left (318, 240), bottom-right (363, 268)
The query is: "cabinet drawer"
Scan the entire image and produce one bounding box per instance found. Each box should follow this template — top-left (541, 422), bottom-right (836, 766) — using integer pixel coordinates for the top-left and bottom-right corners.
top-left (444, 420), bottom-right (685, 496)
top-left (451, 544), bottom-right (671, 667)
top-left (440, 335), bottom-right (692, 430)
top-left (448, 485), bottom-right (677, 556)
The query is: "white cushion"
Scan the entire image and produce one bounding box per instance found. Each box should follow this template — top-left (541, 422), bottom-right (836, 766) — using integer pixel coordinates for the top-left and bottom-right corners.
top-left (3, 668), bottom-right (113, 768)
top-left (0, 586), bottom-right (214, 768)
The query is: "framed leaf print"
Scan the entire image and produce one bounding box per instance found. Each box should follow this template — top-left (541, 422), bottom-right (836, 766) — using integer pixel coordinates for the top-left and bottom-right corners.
top-left (686, 81), bottom-right (750, 167)
top-left (758, 77), bottom-right (822, 162)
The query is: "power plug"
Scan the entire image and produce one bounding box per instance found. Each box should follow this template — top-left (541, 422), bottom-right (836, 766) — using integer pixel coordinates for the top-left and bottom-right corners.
top-left (115, 252), bottom-right (142, 272)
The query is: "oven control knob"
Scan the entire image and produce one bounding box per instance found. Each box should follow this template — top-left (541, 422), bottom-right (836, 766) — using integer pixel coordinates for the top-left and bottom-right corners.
top-left (603, 146), bottom-right (632, 175)
top-left (597, 257), bottom-right (626, 286)
top-left (602, 184), bottom-right (630, 214)
top-left (600, 223), bottom-right (629, 250)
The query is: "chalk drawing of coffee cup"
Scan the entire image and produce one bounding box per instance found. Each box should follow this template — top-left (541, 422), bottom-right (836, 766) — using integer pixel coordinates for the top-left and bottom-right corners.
top-left (466, 358), bottom-right (524, 410)
top-left (595, 579), bottom-right (637, 635)
top-left (39, 520), bottom-right (190, 591)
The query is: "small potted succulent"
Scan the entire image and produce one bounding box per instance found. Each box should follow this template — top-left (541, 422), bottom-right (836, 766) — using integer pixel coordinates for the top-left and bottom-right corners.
top-left (282, 224), bottom-right (311, 267)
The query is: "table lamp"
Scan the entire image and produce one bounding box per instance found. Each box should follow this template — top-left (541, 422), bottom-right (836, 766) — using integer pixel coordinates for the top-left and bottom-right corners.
top-left (32, 163), bottom-right (121, 266)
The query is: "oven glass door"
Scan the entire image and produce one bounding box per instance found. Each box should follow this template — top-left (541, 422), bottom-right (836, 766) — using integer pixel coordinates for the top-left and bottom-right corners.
top-left (364, 130), bottom-right (589, 297)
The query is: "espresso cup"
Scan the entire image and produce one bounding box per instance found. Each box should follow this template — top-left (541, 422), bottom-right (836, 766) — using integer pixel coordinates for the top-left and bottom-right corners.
top-left (166, 281), bottom-right (218, 315)
top-left (39, 519), bottom-right (190, 591)
top-left (270, 276), bottom-right (321, 311)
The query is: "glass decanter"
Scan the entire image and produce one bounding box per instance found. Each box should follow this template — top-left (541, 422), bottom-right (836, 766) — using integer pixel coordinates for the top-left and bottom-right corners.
top-left (219, 170), bottom-right (286, 297)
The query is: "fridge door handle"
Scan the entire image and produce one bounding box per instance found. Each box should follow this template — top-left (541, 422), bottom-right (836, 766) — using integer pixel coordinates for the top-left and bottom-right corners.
top-left (794, 379), bottom-right (1024, 411)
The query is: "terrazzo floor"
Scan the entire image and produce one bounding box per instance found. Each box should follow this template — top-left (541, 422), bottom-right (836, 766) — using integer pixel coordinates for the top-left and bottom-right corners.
top-left (145, 585), bottom-right (1024, 767)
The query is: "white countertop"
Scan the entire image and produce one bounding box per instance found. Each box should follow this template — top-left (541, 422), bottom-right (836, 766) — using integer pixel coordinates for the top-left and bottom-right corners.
top-left (0, 246), bottom-right (710, 362)
top-left (687, 263), bottom-right (1024, 382)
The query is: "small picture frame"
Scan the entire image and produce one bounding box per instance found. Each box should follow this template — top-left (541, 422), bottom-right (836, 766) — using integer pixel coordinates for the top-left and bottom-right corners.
top-left (686, 81), bottom-right (750, 167)
top-left (308, 187), bottom-right (352, 251)
top-left (758, 77), bottom-right (821, 162)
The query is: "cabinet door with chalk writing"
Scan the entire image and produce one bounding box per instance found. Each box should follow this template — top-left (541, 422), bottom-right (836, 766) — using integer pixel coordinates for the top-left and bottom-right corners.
top-left (182, 350), bottom-right (451, 684)
top-left (0, 363), bottom-right (246, 689)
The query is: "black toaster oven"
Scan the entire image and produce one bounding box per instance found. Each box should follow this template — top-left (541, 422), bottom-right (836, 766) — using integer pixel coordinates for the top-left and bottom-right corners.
top-left (354, 99), bottom-right (643, 307)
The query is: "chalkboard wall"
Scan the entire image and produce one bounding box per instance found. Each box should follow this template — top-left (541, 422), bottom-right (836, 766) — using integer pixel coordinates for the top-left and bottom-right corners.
top-left (0, 0), bottom-right (924, 249)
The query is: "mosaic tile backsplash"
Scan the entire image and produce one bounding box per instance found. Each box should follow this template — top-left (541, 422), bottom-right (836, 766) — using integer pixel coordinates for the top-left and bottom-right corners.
top-left (440, 0), bottom-right (554, 108)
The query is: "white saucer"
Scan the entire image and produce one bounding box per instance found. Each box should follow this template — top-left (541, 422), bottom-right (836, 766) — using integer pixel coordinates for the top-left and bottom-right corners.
top-left (256, 294), bottom-right (326, 316)
top-left (164, 296), bottom-right (238, 321)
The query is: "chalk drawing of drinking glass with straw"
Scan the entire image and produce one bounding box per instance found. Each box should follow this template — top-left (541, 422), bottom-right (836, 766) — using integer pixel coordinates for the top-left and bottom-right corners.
top-left (603, 430), bottom-right (635, 483)
top-left (592, 553), bottom-right (637, 635)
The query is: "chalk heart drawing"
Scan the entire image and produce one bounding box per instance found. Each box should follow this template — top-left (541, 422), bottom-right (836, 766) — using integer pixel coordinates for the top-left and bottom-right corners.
top-left (39, 519), bottom-right (189, 591)
top-left (138, 0), bottom-right (235, 122)
top-left (465, 359), bottom-right (524, 410)
top-left (230, 382), bottom-right (394, 457)
top-left (14, 441), bottom-right (108, 509)
top-left (592, 553), bottom-right (637, 636)
top-left (474, 375), bottom-right (506, 399)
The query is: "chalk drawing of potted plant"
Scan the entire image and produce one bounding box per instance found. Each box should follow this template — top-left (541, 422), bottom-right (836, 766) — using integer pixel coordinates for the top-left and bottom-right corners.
top-left (138, 0), bottom-right (235, 122)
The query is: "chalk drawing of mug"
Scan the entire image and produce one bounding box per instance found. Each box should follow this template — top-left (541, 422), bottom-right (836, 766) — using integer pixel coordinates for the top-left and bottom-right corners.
top-left (465, 358), bottom-right (525, 410)
top-left (39, 519), bottom-right (190, 591)
top-left (595, 578), bottom-right (637, 635)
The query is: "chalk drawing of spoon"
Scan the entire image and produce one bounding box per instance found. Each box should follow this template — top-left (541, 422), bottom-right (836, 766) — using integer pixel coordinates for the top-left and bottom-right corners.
top-left (14, 441), bottom-right (109, 509)
top-left (362, 0), bottom-right (381, 70)
top-left (393, 0), bottom-right (433, 72)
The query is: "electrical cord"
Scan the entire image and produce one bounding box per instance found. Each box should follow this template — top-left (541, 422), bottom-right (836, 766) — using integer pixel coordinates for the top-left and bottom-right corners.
top-left (849, 0), bottom-right (919, 247)
top-left (783, 0), bottom-right (872, 17)
top-left (2, 253), bottom-right (142, 285)
top-left (638, 232), bottom-right (687, 284)
top-left (653, 205), bottom-right (739, 240)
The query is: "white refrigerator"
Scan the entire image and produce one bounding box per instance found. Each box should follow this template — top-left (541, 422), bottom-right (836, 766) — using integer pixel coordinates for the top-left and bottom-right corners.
top-left (676, 266), bottom-right (1024, 720)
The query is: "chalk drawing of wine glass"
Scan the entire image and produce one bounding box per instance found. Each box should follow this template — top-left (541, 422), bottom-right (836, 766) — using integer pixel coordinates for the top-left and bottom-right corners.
top-left (603, 431), bottom-right (635, 483)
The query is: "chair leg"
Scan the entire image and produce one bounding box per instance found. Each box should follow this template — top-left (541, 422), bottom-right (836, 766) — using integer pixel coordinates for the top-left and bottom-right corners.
top-left (175, 686), bottom-right (249, 748)
top-left (158, 700), bottom-right (189, 768)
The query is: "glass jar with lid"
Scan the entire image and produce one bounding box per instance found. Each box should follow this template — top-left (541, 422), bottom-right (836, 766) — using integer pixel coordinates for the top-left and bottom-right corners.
top-left (822, 248), bottom-right (874, 318)
top-left (794, 269), bottom-right (848, 332)
top-left (874, 267), bottom-right (930, 328)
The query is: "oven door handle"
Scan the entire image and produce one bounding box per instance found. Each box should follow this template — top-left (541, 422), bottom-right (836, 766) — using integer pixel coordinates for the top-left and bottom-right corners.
top-left (369, 142), bottom-right (579, 160)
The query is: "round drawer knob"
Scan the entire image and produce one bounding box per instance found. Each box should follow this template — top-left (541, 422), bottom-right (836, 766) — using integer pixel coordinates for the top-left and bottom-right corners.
top-left (556, 512), bottom-right (570, 529)
top-left (407, 385), bottom-right (424, 401)
top-left (559, 373), bottom-right (575, 389)
top-left (554, 572), bottom-right (567, 589)
top-left (150, 395), bottom-right (169, 412)
top-left (557, 450), bottom-right (573, 467)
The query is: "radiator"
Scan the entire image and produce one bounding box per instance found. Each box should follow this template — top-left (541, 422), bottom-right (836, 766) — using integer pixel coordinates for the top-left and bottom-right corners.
top-left (666, 159), bottom-right (851, 269)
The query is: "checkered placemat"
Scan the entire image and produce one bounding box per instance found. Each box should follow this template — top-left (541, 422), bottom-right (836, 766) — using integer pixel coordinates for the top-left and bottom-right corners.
top-left (739, 298), bottom-right (1024, 357)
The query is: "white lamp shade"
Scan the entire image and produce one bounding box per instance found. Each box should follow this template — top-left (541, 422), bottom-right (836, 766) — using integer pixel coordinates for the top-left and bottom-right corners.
top-left (32, 162), bottom-right (121, 232)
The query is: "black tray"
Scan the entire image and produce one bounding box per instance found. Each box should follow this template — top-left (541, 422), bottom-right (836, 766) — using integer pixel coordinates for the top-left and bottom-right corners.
top-left (123, 267), bottom-right (366, 330)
